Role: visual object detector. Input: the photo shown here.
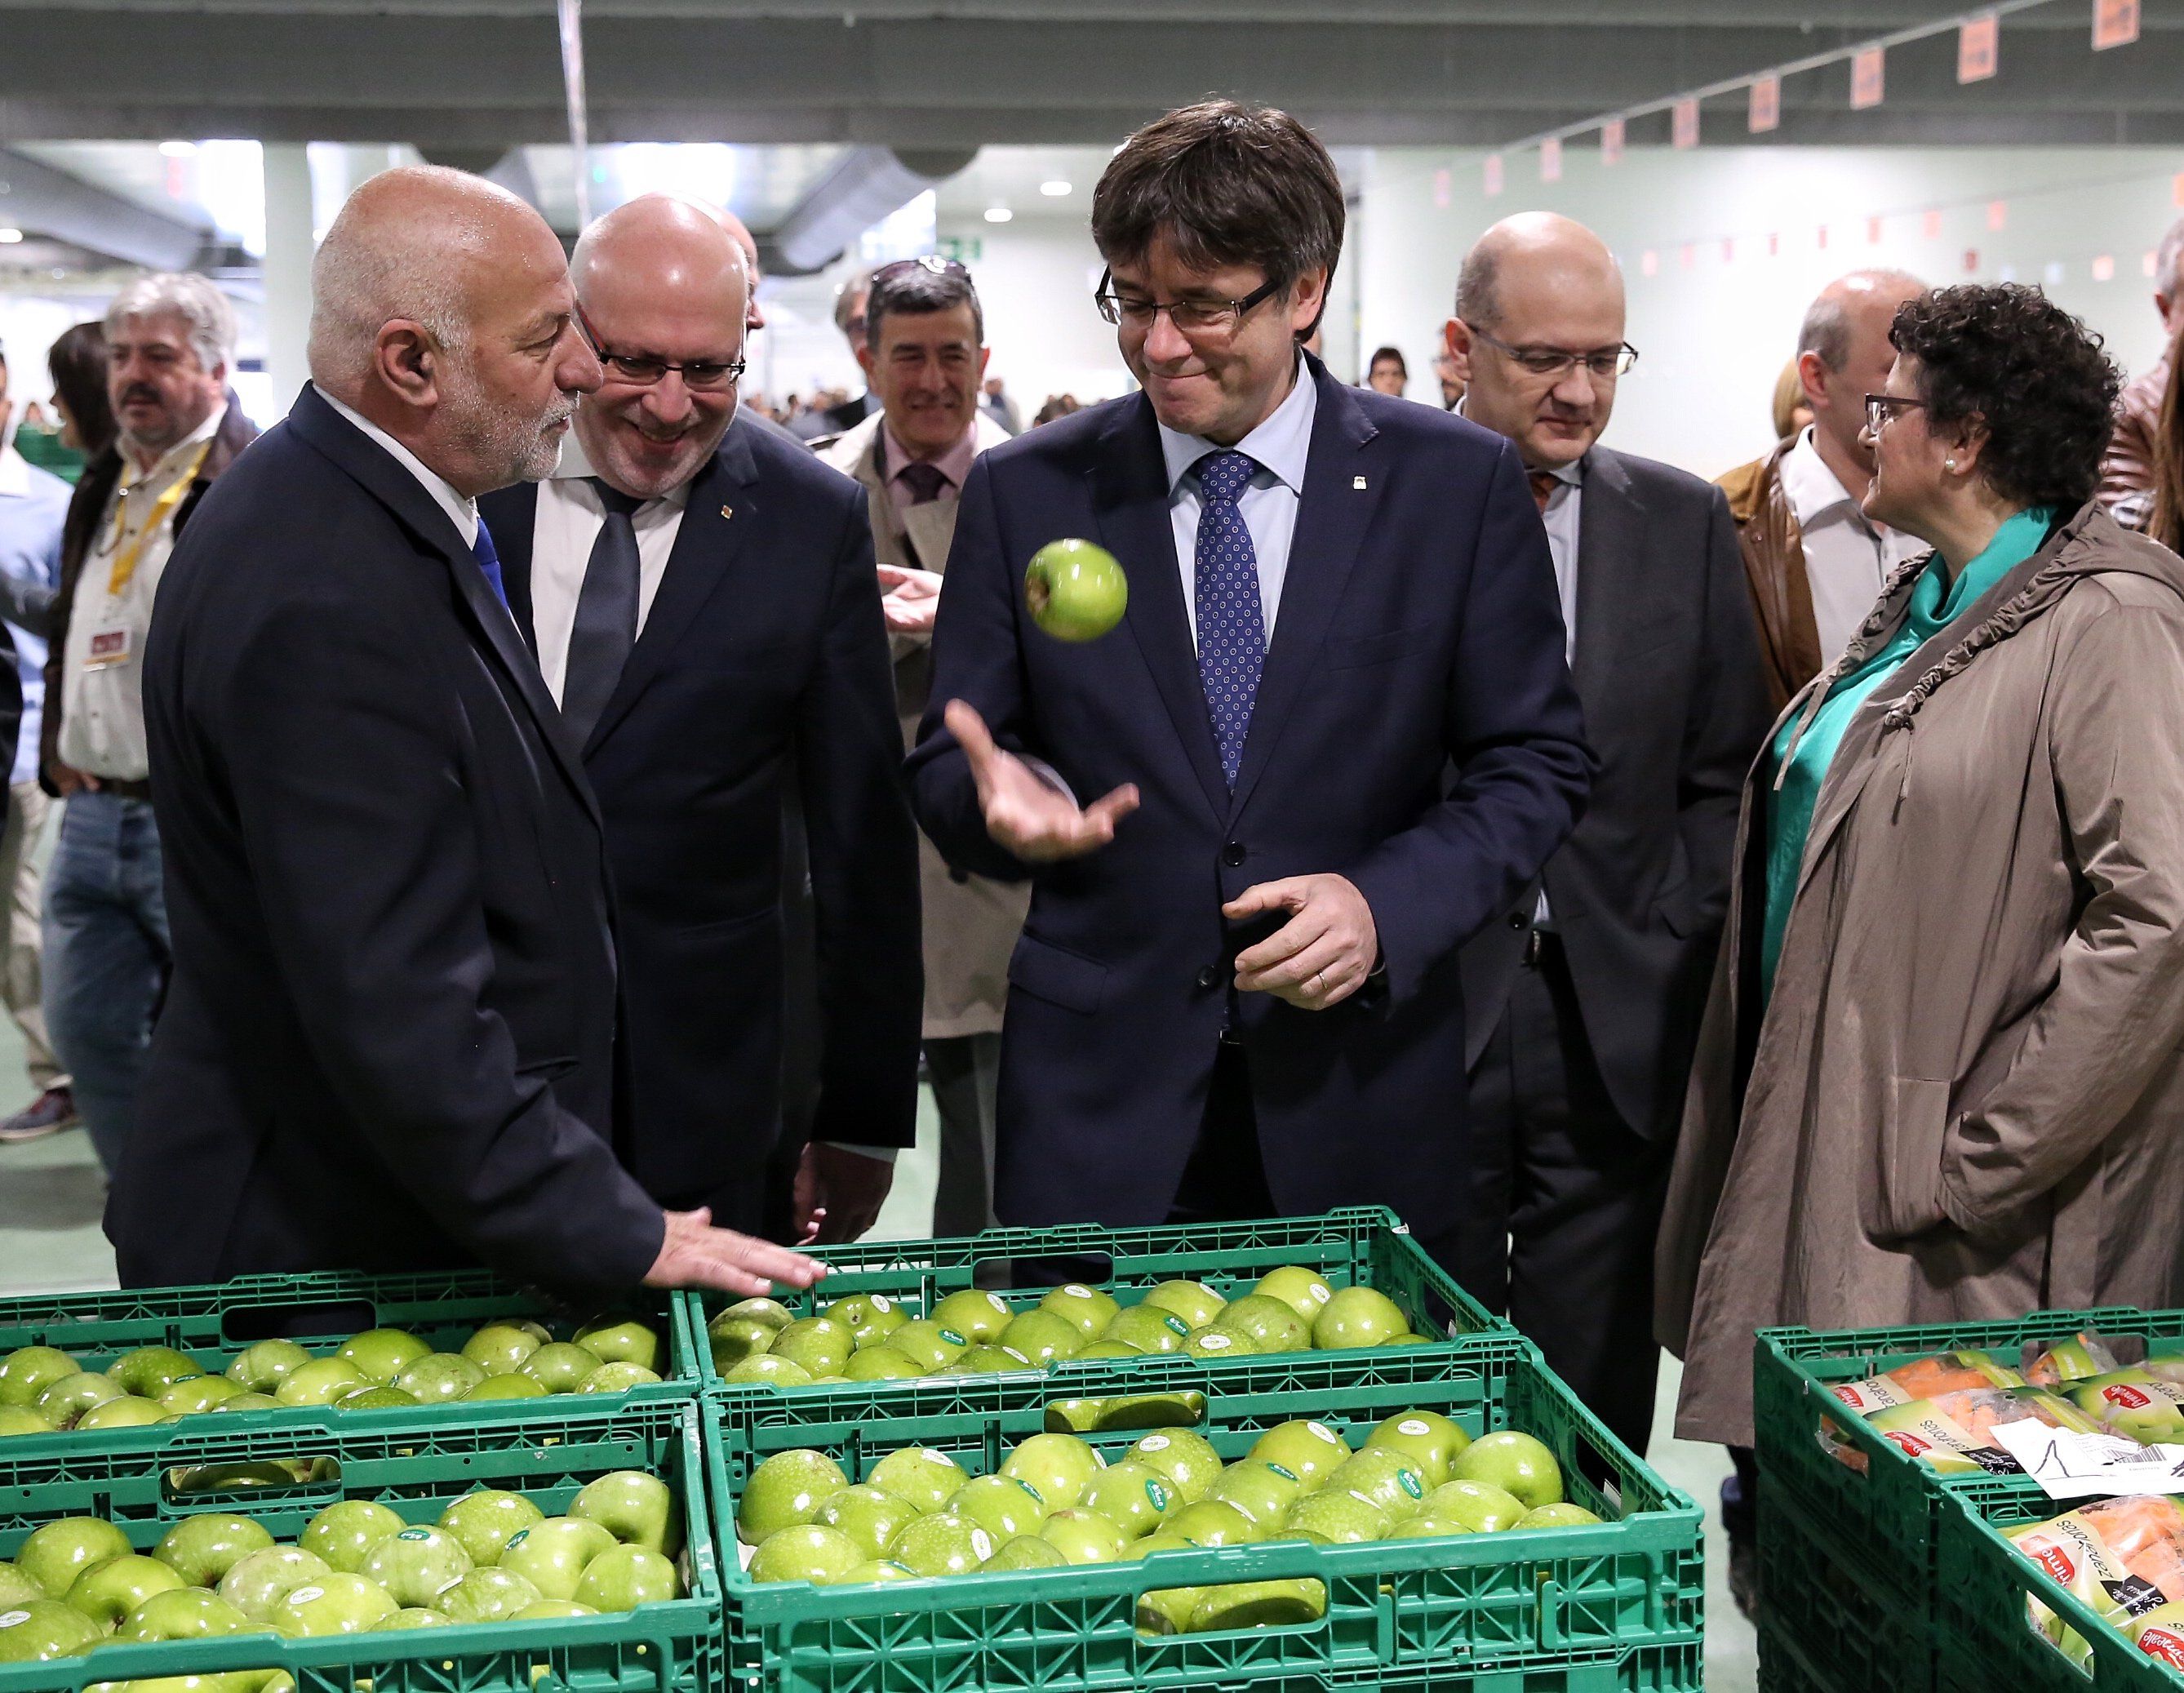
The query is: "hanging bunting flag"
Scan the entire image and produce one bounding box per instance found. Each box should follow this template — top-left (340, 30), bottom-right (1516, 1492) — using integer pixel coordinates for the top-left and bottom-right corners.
top-left (1749, 74), bottom-right (1781, 134)
top-left (2173, 171), bottom-right (2184, 207)
top-left (1958, 11), bottom-right (2000, 82)
top-left (2093, 254), bottom-right (2116, 282)
top-left (1680, 242), bottom-right (1696, 270)
top-left (1986, 199), bottom-right (2008, 232)
top-left (1602, 117), bottom-right (1626, 165)
top-left (1964, 249), bottom-right (1981, 274)
top-left (1922, 210), bottom-right (1942, 239)
top-left (1851, 47), bottom-right (1886, 109)
top-left (1868, 216), bottom-right (1884, 244)
top-left (1432, 167), bottom-right (1451, 209)
top-left (1641, 249), bottom-right (1659, 277)
top-left (1672, 97), bottom-right (1701, 149)
top-left (2093, 0), bottom-right (2140, 49)
top-left (1484, 154), bottom-right (1505, 197)
top-left (1721, 237), bottom-right (1736, 264)
top-left (1541, 137), bottom-right (1563, 183)
top-left (1768, 232), bottom-right (1781, 258)
top-left (1818, 224), bottom-right (1831, 249)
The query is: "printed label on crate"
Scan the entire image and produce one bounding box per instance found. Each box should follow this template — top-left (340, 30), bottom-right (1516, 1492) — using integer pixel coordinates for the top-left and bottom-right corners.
top-left (1988, 1417), bottom-right (2184, 1499)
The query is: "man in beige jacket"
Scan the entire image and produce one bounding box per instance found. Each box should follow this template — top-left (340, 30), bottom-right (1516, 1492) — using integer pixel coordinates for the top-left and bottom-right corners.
top-left (820, 256), bottom-right (1022, 1237)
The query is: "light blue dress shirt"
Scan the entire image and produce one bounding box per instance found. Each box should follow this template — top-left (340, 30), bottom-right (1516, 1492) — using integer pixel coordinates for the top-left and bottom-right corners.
top-left (0, 446), bottom-right (69, 786)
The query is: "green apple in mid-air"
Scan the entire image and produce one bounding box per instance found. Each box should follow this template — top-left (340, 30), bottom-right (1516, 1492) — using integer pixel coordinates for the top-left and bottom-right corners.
top-left (35, 1372), bottom-right (127, 1428)
top-left (110, 1346), bottom-right (204, 1398)
top-left (947, 1474), bottom-right (1049, 1542)
top-left (1023, 538), bottom-right (1128, 642)
top-left (1205, 1461), bottom-right (1305, 1527)
top-left (1450, 1432), bottom-right (1563, 1512)
top-left (1365, 1410), bottom-right (1472, 1489)
top-left (499, 1518), bottom-right (616, 1602)
top-left (77, 1395), bottom-right (166, 1430)
top-left (460, 1324), bottom-right (544, 1376)
top-left (737, 1450), bottom-right (849, 1544)
top-left (300, 1500), bottom-right (406, 1574)
top-left (1516, 1503), bottom-right (1602, 1530)
top-left (998, 1310), bottom-right (1082, 1365)
top-left (867, 1446), bottom-right (966, 1513)
top-left (1249, 1420), bottom-right (1352, 1487)
top-left (821, 1295), bottom-right (905, 1350)
top-left (217, 1547), bottom-right (333, 1622)
top-left (1102, 1307), bottom-right (1189, 1354)
top-left (0, 1346), bottom-right (80, 1407)
top-left (1165, 1500), bottom-right (1259, 1547)
top-left (16, 1516), bottom-right (132, 1598)
top-left (437, 1567), bottom-right (544, 1624)
top-left (1083, 1462), bottom-right (1177, 1540)
top-left (1312, 1286), bottom-right (1409, 1350)
top-left (1128, 1430), bottom-right (1224, 1503)
top-left (1037, 1509), bottom-right (1130, 1565)
top-left (0, 1599), bottom-right (101, 1662)
top-left (360, 1526), bottom-right (473, 1609)
top-left (64, 1554), bottom-right (187, 1628)
top-left (1040, 1284), bottom-right (1121, 1339)
top-left (886, 1513), bottom-right (992, 1577)
top-left (272, 1572), bottom-right (398, 1635)
top-left (1280, 1490), bottom-right (1385, 1544)
top-left (885, 1321), bottom-right (967, 1373)
top-left (336, 1329), bottom-right (430, 1384)
top-left (154, 1513), bottom-right (274, 1588)
top-left (571, 1470), bottom-right (680, 1557)
top-left (815, 1486), bottom-right (921, 1560)
top-left (1251, 1268), bottom-right (1334, 1325)
top-left (929, 1290), bottom-right (1014, 1345)
top-left (109, 1586), bottom-right (258, 1642)
top-left (158, 1375), bottom-right (247, 1417)
top-left (719, 1356), bottom-right (812, 1389)
top-left (747, 1526), bottom-right (863, 1587)
top-left (393, 1354), bottom-right (486, 1403)
top-left (437, 1490), bottom-right (545, 1567)
top-left (275, 1358), bottom-right (367, 1407)
top-left (1213, 1295), bottom-right (1310, 1354)
top-left (572, 1546), bottom-right (678, 1611)
top-left (518, 1344), bottom-right (602, 1394)
top-left (768, 1319), bottom-right (852, 1379)
top-left (572, 1316), bottom-right (661, 1374)
top-left (1420, 1478), bottom-right (1528, 1534)
top-left (1325, 1450), bottom-right (1427, 1520)
top-left (224, 1340), bottom-right (311, 1393)
top-left (1141, 1281), bottom-right (1226, 1330)
top-left (999, 1433), bottom-right (1104, 1509)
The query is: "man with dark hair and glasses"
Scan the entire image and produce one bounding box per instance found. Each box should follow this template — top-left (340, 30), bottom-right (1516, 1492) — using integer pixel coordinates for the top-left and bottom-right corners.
top-left (908, 101), bottom-right (1591, 1269)
top-left (478, 193), bottom-right (921, 1247)
top-left (1445, 211), bottom-right (1770, 1461)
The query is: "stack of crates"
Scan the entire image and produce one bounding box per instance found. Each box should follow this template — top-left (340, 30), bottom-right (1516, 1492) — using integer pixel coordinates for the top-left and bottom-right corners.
top-left (1751, 1307), bottom-right (2184, 1693)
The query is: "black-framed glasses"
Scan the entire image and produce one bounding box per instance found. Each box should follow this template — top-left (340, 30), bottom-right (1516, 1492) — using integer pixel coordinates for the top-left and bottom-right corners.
top-left (576, 304), bottom-right (745, 392)
top-left (1865, 393), bottom-right (1930, 433)
top-left (1093, 267), bottom-right (1285, 335)
top-left (1464, 322), bottom-right (1638, 380)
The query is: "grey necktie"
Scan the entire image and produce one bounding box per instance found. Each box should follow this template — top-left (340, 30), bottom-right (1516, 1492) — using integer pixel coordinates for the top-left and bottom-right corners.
top-left (562, 479), bottom-right (644, 746)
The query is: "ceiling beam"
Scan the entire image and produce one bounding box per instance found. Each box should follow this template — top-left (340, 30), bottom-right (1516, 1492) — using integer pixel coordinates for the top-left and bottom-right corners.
top-left (0, 144), bottom-right (211, 266)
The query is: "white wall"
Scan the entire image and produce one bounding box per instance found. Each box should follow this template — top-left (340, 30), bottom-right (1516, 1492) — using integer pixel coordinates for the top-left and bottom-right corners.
top-left (1355, 144), bottom-right (2184, 480)
top-left (933, 211), bottom-right (1132, 415)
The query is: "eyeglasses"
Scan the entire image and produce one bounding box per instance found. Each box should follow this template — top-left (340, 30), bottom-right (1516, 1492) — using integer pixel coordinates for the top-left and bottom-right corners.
top-left (1464, 323), bottom-right (1638, 380)
top-left (873, 255), bottom-right (970, 285)
top-left (1093, 267), bottom-right (1285, 336)
top-left (1865, 393), bottom-right (1930, 433)
top-left (576, 304), bottom-right (745, 392)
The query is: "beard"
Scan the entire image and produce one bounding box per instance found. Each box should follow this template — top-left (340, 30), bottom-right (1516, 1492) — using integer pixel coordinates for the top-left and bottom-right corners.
top-left (441, 359), bottom-right (577, 488)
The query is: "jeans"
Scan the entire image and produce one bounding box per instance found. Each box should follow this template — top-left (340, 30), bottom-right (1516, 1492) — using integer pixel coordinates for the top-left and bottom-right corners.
top-left (43, 791), bottom-right (171, 1175)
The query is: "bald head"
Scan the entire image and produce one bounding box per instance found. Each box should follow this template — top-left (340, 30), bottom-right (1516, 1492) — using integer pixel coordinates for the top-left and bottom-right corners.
top-left (1455, 212), bottom-right (1622, 335)
top-left (1800, 269), bottom-right (1924, 374)
top-left (1799, 268), bottom-right (1924, 480)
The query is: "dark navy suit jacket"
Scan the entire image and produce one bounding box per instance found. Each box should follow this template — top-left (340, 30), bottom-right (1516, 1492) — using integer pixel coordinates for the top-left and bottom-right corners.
top-left (480, 420), bottom-right (921, 1227)
top-left (906, 357), bottom-right (1594, 1240)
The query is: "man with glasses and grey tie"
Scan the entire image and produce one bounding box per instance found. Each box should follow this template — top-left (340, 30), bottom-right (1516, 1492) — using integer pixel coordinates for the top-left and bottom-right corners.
top-left (480, 193), bottom-right (921, 1248)
top-left (908, 100), bottom-right (1591, 1261)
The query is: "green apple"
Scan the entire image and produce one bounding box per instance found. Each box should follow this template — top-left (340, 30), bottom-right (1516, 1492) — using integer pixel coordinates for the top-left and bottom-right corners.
top-left (1365, 1410), bottom-right (1472, 1489)
top-left (0, 1565), bottom-right (45, 1606)
top-left (1391, 1514), bottom-right (1473, 1540)
top-left (465, 1374), bottom-right (549, 1401)
top-left (1516, 1503), bottom-right (1601, 1530)
top-left (1187, 1578), bottom-right (1326, 1633)
top-left (271, 1572), bottom-right (397, 1636)
top-left (518, 1344), bottom-right (601, 1394)
top-left (929, 1290), bottom-right (1014, 1344)
top-left (885, 1321), bottom-right (968, 1372)
top-left (437, 1491), bottom-right (544, 1567)
top-left (747, 1526), bottom-right (863, 1587)
top-left (768, 1319), bottom-right (852, 1379)
top-left (0, 1598), bottom-right (101, 1661)
top-left (1127, 1430), bottom-right (1223, 1503)
top-left (1102, 1307), bottom-right (1189, 1354)
top-left (981, 1535), bottom-right (1067, 1573)
top-left (335, 1330), bottom-right (429, 1384)
top-left (716, 1297), bottom-right (796, 1334)
top-left (947, 1474), bottom-right (1049, 1542)
top-left (300, 1500), bottom-right (406, 1574)
top-left (1450, 1432), bottom-right (1562, 1512)
top-left (0, 1405), bottom-right (53, 1436)
top-left (512, 1599), bottom-right (594, 1621)
top-left (707, 1320), bottom-right (775, 1369)
top-left (814, 1486), bottom-right (921, 1560)
top-left (336, 1386), bottom-right (419, 1411)
top-left (0, 1346), bottom-right (80, 1407)
top-left (1037, 1509), bottom-right (1129, 1564)
top-left (1326, 1450), bottom-right (1427, 1520)
top-left (110, 1347), bottom-right (204, 1398)
top-left (1165, 1500), bottom-right (1259, 1546)
top-left (359, 1527), bottom-right (472, 1609)
top-left (998, 1311), bottom-right (1082, 1365)
top-left (109, 1587), bottom-right (257, 1642)
top-left (1212, 1295), bottom-right (1311, 1353)
top-left (1130, 1529), bottom-right (1201, 1565)
top-left (274, 1358), bottom-right (366, 1407)
top-left (821, 1295), bottom-right (905, 1350)
top-left (154, 1514), bottom-right (273, 1587)
top-left (1280, 1490), bottom-right (1385, 1544)
top-left (999, 1433), bottom-right (1104, 1509)
top-left (223, 1340), bottom-right (311, 1393)
top-left (1249, 1420), bottom-right (1352, 1486)
top-left (460, 1325), bottom-right (544, 1375)
top-left (211, 1393), bottom-right (281, 1415)
top-left (1250, 1268), bottom-right (1334, 1325)
top-left (1095, 1390), bottom-right (1207, 1431)
top-left (77, 1396), bottom-right (167, 1430)
top-left (158, 1376), bottom-right (246, 1417)
top-left (719, 1356), bottom-right (812, 1389)
top-left (841, 1559), bottom-right (917, 1584)
top-left (1420, 1478), bottom-right (1528, 1534)
top-left (867, 1446), bottom-right (965, 1513)
top-left (1312, 1287), bottom-right (1409, 1350)
top-left (841, 1348), bottom-right (921, 1384)
top-left (1073, 1341), bottom-right (1143, 1361)
top-left (392, 1354), bottom-right (486, 1403)
top-left (1204, 1462), bottom-right (1305, 1527)
top-left (572, 1547), bottom-right (677, 1611)
top-left (66, 1555), bottom-right (186, 1629)
top-left (941, 1344), bottom-right (1032, 1376)
top-left (499, 1518), bottom-right (616, 1601)
top-left (1136, 1580), bottom-right (1206, 1635)
top-left (1023, 538), bottom-right (1129, 642)
top-left (571, 1470), bottom-right (680, 1556)
top-left (16, 1517), bottom-right (131, 1598)
top-left (1040, 1284), bottom-right (1120, 1339)
top-left (886, 1513), bottom-right (991, 1577)
top-left (384, 1607), bottom-right (451, 1629)
top-left (36, 1371), bottom-right (127, 1428)
top-left (737, 1450), bottom-right (849, 1544)
top-left (1082, 1462), bottom-right (1177, 1539)
top-left (1183, 1329), bottom-right (1254, 1362)
top-left (579, 1363), bottom-right (660, 1394)
top-left (1141, 1281), bottom-right (1226, 1329)
top-left (572, 1316), bottom-right (661, 1374)
top-left (437, 1567), bottom-right (542, 1624)
top-left (218, 1547), bottom-right (332, 1621)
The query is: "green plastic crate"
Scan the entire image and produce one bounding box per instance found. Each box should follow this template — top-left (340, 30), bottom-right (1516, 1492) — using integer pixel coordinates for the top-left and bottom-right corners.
top-left (0, 1398), bottom-right (721, 1693)
top-left (0, 1269), bottom-right (697, 1456)
top-left (1756, 1624), bottom-right (1832, 1693)
top-left (690, 1207), bottom-right (1501, 1406)
top-left (1756, 1482), bottom-right (1946, 1693)
top-left (705, 1338), bottom-right (1702, 1693)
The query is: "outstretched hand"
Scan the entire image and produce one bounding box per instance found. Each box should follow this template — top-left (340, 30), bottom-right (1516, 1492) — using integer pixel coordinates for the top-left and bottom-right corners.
top-left (642, 1207), bottom-right (826, 1298)
top-left (944, 699), bottom-right (1139, 862)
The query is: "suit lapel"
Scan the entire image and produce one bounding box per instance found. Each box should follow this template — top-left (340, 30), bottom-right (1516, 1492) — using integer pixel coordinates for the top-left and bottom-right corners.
top-left (1090, 397), bottom-right (1230, 823)
top-left (1228, 367), bottom-right (1381, 819)
top-left (481, 481), bottom-right (542, 654)
top-left (1569, 446), bottom-right (1640, 706)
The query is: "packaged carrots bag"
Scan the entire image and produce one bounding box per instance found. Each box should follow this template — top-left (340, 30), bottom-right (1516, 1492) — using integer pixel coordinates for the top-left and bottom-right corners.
top-left (2070, 1371), bottom-right (2184, 1444)
top-left (2130, 1599), bottom-right (2184, 1669)
top-left (1858, 1386), bottom-right (2102, 1476)
top-left (2006, 1495), bottom-right (2184, 1670)
top-left (2026, 1332), bottom-right (2126, 1386)
top-left (1827, 1349), bottom-right (2024, 1415)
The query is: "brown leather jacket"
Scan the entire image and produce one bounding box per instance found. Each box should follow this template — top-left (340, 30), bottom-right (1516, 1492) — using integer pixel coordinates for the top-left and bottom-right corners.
top-left (1716, 442), bottom-right (1822, 712)
top-left (2099, 353), bottom-right (2168, 510)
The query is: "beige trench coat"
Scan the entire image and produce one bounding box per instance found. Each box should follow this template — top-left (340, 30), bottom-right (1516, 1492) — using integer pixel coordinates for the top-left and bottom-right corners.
top-left (820, 413), bottom-right (1028, 1040)
top-left (1657, 503), bottom-right (2184, 1446)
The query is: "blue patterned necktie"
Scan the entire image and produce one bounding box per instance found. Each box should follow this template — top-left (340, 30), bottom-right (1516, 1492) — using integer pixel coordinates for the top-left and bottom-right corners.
top-left (1192, 449), bottom-right (1267, 789)
top-left (470, 521), bottom-right (510, 612)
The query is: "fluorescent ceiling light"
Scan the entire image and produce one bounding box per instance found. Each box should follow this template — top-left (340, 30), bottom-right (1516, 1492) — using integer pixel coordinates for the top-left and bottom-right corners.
top-left (1040, 180), bottom-right (1072, 197)
top-left (984, 206), bottom-right (1014, 223)
top-left (0, 229), bottom-right (22, 244)
top-left (158, 140), bottom-right (198, 158)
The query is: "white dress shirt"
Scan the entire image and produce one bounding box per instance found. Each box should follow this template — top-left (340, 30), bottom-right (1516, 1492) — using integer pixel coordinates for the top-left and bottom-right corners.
top-left (1778, 426), bottom-right (1925, 670)
top-left (1156, 356), bottom-right (1317, 649)
top-left (314, 386), bottom-right (479, 550)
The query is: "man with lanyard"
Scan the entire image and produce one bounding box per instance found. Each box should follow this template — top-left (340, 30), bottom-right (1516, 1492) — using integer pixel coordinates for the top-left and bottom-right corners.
top-left (43, 274), bottom-right (255, 1179)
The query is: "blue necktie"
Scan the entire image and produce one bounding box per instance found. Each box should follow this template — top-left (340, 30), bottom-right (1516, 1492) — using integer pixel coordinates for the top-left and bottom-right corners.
top-left (1192, 449), bottom-right (1267, 789)
top-left (471, 522), bottom-right (510, 612)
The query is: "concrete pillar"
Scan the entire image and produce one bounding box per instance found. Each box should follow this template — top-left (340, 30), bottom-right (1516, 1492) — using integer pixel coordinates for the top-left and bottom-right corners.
top-left (260, 142), bottom-right (313, 413)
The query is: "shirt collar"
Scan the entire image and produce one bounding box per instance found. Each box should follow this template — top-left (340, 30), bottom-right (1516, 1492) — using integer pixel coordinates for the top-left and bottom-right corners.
top-left (313, 384), bottom-right (478, 548)
top-left (879, 415), bottom-right (979, 495)
top-left (548, 429), bottom-right (693, 509)
top-left (1157, 353), bottom-right (1318, 496)
top-left (122, 401), bottom-right (228, 487)
top-left (1778, 425), bottom-right (1865, 529)
top-left (0, 444), bottom-right (29, 499)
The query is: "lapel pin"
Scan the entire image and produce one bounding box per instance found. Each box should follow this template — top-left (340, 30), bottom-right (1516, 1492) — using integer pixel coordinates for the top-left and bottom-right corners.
top-left (1352, 476), bottom-right (1368, 491)
top-left (721, 504), bottom-right (735, 520)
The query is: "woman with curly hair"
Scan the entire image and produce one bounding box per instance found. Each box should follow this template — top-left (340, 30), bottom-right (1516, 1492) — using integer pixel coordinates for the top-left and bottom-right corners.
top-left (1658, 282), bottom-right (2184, 1446)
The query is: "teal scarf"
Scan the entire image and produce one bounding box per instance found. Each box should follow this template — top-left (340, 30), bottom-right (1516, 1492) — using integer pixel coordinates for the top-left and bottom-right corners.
top-left (1760, 506), bottom-right (2055, 997)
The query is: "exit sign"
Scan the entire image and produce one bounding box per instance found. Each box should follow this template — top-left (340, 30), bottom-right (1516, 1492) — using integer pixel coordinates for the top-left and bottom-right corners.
top-left (937, 236), bottom-right (983, 264)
